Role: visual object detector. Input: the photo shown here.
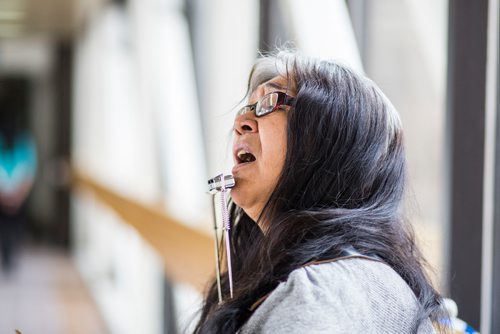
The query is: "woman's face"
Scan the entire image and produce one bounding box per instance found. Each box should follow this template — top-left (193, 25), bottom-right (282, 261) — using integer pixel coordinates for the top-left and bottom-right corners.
top-left (231, 75), bottom-right (294, 227)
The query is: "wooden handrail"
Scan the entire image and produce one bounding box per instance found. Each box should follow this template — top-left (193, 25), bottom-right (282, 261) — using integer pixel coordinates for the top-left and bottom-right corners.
top-left (72, 170), bottom-right (214, 292)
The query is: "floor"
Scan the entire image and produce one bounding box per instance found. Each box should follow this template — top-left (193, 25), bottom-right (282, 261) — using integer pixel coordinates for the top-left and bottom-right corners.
top-left (0, 246), bottom-right (109, 334)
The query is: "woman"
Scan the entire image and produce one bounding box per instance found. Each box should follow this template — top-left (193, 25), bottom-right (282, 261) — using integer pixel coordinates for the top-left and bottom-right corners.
top-left (195, 51), bottom-right (446, 333)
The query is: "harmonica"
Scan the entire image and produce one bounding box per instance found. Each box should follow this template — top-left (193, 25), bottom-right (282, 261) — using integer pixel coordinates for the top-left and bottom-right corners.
top-left (207, 173), bottom-right (235, 302)
top-left (208, 174), bottom-right (235, 194)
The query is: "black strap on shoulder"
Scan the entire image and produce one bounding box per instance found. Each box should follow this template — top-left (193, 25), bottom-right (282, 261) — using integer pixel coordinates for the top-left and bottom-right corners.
top-left (306, 246), bottom-right (383, 266)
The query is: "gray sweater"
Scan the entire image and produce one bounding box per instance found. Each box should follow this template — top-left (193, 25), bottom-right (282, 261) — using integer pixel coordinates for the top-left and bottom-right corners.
top-left (239, 258), bottom-right (436, 334)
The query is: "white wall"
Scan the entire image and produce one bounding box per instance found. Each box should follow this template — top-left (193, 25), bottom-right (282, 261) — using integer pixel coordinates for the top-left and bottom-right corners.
top-left (72, 4), bottom-right (164, 334)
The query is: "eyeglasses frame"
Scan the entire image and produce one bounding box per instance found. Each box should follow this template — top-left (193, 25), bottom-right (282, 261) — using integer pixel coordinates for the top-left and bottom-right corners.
top-left (238, 91), bottom-right (295, 118)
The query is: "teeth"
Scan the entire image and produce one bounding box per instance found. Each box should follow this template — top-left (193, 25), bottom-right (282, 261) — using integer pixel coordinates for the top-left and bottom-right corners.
top-left (237, 149), bottom-right (248, 159)
top-left (236, 149), bottom-right (255, 163)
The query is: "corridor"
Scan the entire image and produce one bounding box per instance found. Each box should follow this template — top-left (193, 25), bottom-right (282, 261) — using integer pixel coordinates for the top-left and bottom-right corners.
top-left (0, 246), bottom-right (108, 334)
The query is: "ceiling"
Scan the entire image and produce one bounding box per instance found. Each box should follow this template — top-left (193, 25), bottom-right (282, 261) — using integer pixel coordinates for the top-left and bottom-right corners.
top-left (0, 0), bottom-right (107, 74)
top-left (0, 0), bottom-right (105, 39)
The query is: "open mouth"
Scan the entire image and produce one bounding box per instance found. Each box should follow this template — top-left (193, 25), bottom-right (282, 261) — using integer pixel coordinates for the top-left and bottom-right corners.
top-left (236, 149), bottom-right (256, 164)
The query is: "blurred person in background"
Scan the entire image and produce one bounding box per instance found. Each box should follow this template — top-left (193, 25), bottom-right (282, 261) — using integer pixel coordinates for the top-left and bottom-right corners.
top-left (0, 78), bottom-right (37, 275)
top-left (194, 51), bottom-right (448, 333)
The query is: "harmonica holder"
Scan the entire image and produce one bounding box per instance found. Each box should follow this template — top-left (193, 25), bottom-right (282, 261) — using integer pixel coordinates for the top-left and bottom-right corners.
top-left (207, 173), bottom-right (235, 303)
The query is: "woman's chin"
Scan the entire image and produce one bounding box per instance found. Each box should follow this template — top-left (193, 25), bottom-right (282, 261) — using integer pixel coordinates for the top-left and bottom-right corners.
top-left (231, 193), bottom-right (258, 222)
top-left (230, 186), bottom-right (243, 207)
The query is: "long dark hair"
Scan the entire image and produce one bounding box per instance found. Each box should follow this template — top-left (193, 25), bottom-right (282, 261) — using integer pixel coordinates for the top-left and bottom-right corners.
top-left (194, 51), bottom-right (445, 333)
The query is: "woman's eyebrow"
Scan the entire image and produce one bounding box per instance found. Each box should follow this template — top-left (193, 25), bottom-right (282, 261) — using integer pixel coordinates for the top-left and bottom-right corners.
top-left (264, 81), bottom-right (288, 91)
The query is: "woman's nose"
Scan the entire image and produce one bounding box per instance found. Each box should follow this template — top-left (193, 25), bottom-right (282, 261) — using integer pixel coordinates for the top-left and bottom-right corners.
top-left (234, 114), bottom-right (258, 135)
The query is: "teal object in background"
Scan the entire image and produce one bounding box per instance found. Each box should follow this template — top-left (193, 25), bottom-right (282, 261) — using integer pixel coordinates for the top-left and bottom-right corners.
top-left (0, 132), bottom-right (37, 194)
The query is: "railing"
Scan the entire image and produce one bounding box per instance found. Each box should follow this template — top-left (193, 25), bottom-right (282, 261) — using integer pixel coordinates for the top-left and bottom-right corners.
top-left (72, 170), bottom-right (214, 291)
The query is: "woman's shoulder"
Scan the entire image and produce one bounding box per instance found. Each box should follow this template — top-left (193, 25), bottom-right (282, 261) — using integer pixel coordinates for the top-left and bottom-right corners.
top-left (287, 258), bottom-right (425, 320)
top-left (240, 258), bottom-right (436, 334)
top-left (297, 257), bottom-right (417, 306)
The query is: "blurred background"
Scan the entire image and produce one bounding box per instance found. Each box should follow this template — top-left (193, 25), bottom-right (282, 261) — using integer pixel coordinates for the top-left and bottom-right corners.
top-left (0, 0), bottom-right (498, 333)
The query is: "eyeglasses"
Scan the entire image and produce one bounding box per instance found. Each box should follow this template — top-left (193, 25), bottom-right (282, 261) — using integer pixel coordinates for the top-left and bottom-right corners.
top-left (237, 91), bottom-right (295, 118)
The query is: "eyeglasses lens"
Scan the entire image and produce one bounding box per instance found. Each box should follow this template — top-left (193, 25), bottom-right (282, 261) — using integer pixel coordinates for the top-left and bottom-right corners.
top-left (256, 93), bottom-right (278, 116)
top-left (238, 105), bottom-right (254, 116)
